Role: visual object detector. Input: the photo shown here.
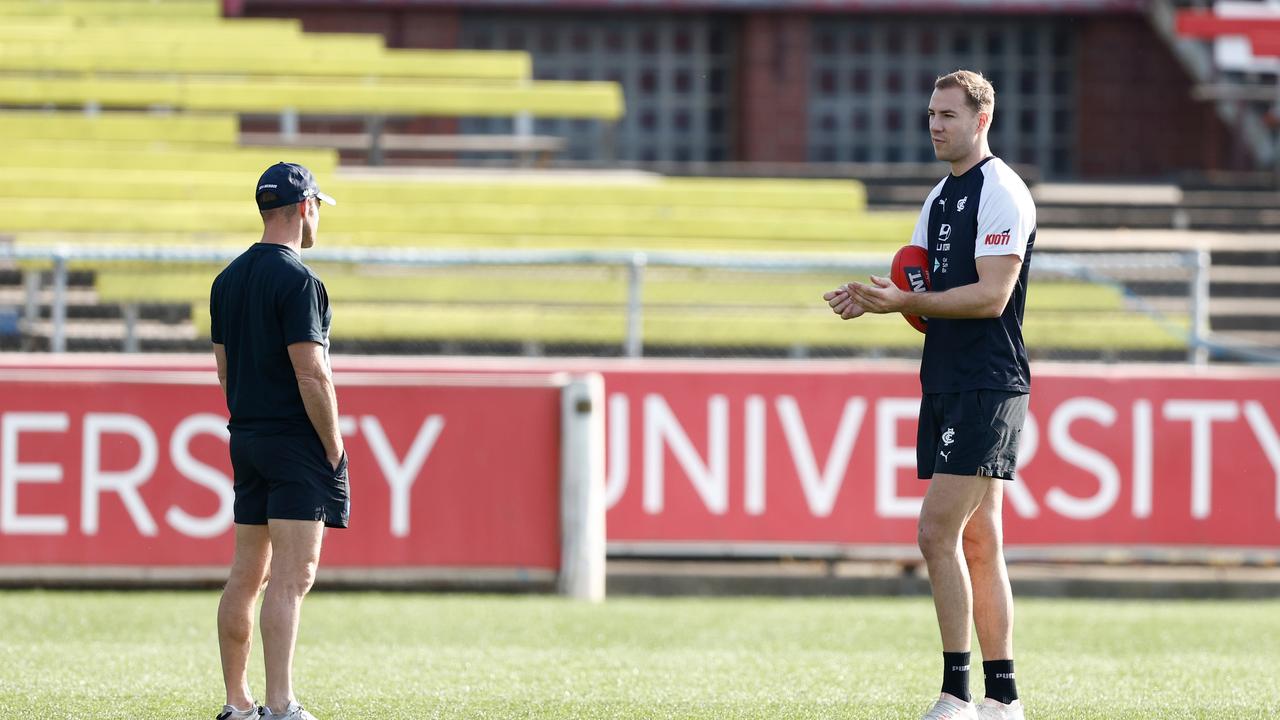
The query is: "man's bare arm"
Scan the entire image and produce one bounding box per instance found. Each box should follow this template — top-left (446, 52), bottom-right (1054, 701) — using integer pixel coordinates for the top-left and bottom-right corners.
top-left (287, 341), bottom-right (343, 468)
top-left (212, 343), bottom-right (228, 398)
top-left (849, 254), bottom-right (1023, 320)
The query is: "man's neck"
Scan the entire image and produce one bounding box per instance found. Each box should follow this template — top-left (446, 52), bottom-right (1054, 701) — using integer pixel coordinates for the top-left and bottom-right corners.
top-left (259, 232), bottom-right (302, 254)
top-left (949, 141), bottom-right (993, 177)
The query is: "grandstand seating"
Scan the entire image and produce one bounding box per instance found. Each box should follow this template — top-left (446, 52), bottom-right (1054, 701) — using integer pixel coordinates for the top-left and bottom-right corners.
top-left (0, 1), bottom-right (1194, 358)
top-left (0, 110), bottom-right (238, 144)
top-left (0, 168), bottom-right (879, 247)
top-left (0, 126), bottom-right (1184, 355)
top-left (0, 1), bottom-right (615, 119)
top-left (0, 32), bottom-right (531, 81)
top-left (0, 0), bottom-right (217, 18)
top-left (0, 76), bottom-right (622, 119)
top-left (76, 266), bottom-right (1171, 353)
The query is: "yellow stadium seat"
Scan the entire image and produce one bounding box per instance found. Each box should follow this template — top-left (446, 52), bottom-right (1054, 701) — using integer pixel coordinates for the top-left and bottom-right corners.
top-left (0, 167), bottom-right (867, 212)
top-left (0, 75), bottom-right (624, 120)
top-left (0, 42), bottom-right (531, 81)
top-left (0, 0), bottom-right (218, 18)
top-left (0, 196), bottom-right (879, 243)
top-left (0, 110), bottom-right (238, 144)
top-left (0, 144), bottom-right (336, 174)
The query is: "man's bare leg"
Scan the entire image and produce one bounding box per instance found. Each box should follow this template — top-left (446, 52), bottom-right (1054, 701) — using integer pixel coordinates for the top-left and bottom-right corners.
top-left (963, 481), bottom-right (1013, 661)
top-left (963, 482), bottom-right (1021, 714)
top-left (219, 524), bottom-right (272, 709)
top-left (261, 519), bottom-right (324, 715)
top-left (918, 473), bottom-right (999, 652)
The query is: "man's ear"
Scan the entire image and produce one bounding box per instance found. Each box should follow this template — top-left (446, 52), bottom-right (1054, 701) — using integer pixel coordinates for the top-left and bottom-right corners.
top-left (977, 111), bottom-right (991, 134)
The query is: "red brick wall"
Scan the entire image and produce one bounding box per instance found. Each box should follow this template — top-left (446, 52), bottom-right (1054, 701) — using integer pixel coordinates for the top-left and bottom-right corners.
top-left (736, 14), bottom-right (809, 163)
top-left (243, 7), bottom-right (460, 49)
top-left (1076, 16), bottom-right (1248, 178)
top-left (234, 4), bottom-right (1255, 177)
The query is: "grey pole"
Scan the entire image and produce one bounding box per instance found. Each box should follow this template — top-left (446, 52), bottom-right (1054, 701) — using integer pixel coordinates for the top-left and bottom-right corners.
top-left (123, 303), bottom-right (140, 353)
top-left (22, 270), bottom-right (39, 331)
top-left (366, 115), bottom-right (385, 166)
top-left (1188, 249), bottom-right (1210, 366)
top-left (624, 252), bottom-right (647, 357)
top-left (557, 374), bottom-right (606, 602)
top-left (281, 107), bottom-right (299, 142)
top-left (515, 111), bottom-right (533, 168)
top-left (51, 253), bottom-right (68, 353)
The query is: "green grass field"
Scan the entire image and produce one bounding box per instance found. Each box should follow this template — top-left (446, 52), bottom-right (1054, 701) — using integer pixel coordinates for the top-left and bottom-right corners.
top-left (1, 591), bottom-right (1276, 719)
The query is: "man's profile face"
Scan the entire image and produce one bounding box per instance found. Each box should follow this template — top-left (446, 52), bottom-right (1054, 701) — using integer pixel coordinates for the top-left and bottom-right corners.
top-left (927, 86), bottom-right (986, 163)
top-left (301, 197), bottom-right (319, 248)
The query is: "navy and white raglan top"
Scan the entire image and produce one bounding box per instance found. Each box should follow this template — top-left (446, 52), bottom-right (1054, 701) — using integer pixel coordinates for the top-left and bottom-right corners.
top-left (908, 156), bottom-right (1037, 395)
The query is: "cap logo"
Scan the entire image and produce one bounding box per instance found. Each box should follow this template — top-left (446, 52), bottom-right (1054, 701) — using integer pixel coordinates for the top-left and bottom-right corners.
top-left (257, 184), bottom-right (278, 190)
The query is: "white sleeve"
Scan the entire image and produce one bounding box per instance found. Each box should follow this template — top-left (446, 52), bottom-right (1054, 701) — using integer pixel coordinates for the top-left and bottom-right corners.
top-left (974, 170), bottom-right (1035, 260)
top-left (910, 180), bottom-right (945, 250)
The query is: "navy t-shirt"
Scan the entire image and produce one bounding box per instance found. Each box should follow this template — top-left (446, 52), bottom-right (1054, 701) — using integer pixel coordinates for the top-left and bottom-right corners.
top-left (910, 157), bottom-right (1036, 394)
top-left (210, 243), bottom-right (332, 435)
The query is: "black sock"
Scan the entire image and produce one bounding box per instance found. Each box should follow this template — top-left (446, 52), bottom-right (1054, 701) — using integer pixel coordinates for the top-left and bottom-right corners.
top-left (941, 651), bottom-right (971, 702)
top-left (983, 659), bottom-right (1018, 704)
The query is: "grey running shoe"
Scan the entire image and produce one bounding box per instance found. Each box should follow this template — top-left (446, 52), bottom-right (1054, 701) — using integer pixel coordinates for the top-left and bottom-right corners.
top-left (922, 693), bottom-right (978, 720)
top-left (977, 697), bottom-right (1025, 719)
top-left (260, 701), bottom-right (317, 720)
top-left (216, 705), bottom-right (260, 720)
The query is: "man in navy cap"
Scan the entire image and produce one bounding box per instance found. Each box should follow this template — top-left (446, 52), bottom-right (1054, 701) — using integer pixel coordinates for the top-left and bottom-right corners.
top-left (209, 162), bottom-right (344, 720)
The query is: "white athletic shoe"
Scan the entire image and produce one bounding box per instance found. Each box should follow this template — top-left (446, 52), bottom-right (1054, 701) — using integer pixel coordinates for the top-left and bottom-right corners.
top-left (922, 692), bottom-right (978, 719)
top-left (977, 697), bottom-right (1025, 719)
top-left (216, 705), bottom-right (261, 720)
top-left (260, 701), bottom-right (317, 720)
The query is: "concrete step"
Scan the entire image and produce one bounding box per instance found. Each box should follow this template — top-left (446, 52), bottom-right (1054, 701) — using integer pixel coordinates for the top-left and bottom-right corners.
top-left (24, 319), bottom-right (196, 341)
top-left (1205, 297), bottom-right (1280, 316)
top-left (0, 287), bottom-right (98, 305)
top-left (1209, 329), bottom-right (1280, 346)
top-left (1210, 265), bottom-right (1280, 282)
top-left (1040, 228), bottom-right (1280, 252)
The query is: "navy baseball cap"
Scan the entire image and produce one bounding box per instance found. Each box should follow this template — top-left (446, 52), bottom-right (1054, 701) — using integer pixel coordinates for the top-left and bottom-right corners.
top-left (255, 162), bottom-right (336, 210)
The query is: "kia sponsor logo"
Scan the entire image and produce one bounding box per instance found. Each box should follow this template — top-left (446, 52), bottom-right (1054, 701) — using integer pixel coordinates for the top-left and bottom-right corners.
top-left (984, 228), bottom-right (1012, 246)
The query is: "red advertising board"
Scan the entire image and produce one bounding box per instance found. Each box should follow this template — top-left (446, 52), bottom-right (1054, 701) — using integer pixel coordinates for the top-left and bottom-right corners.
top-left (0, 367), bottom-right (563, 571)
top-left (0, 355), bottom-right (1278, 570)
top-left (591, 364), bottom-right (1280, 554)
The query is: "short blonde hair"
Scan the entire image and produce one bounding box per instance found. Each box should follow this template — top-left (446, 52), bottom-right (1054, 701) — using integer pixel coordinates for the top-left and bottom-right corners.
top-left (935, 70), bottom-right (995, 115)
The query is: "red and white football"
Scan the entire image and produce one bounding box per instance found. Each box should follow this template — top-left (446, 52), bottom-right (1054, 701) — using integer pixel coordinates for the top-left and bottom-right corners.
top-left (889, 244), bottom-right (930, 334)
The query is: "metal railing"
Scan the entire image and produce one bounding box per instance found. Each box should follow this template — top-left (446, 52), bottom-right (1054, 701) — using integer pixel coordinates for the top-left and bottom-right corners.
top-left (0, 244), bottom-right (1228, 363)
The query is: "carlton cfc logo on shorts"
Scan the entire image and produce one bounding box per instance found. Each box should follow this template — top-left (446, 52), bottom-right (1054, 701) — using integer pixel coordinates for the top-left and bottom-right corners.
top-left (984, 228), bottom-right (1012, 246)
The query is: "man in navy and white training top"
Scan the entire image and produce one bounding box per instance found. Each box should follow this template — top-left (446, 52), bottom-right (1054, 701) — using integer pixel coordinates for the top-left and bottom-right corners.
top-left (825, 70), bottom-right (1034, 720)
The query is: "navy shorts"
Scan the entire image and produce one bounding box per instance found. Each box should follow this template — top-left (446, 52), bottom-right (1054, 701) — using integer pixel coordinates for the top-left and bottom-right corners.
top-left (917, 389), bottom-right (1028, 481)
top-left (229, 431), bottom-right (350, 528)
